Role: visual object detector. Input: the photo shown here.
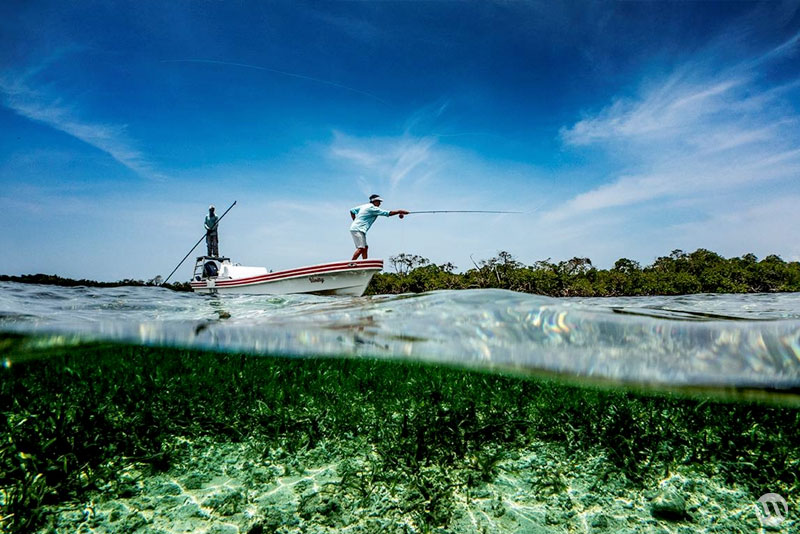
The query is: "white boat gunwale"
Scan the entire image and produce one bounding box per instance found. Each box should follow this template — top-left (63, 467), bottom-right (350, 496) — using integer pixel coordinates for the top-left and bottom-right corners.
top-left (190, 259), bottom-right (383, 286)
top-left (189, 257), bottom-right (383, 296)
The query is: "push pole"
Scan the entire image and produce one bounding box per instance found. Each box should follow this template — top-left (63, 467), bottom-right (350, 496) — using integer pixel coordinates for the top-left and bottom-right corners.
top-left (161, 201), bottom-right (237, 285)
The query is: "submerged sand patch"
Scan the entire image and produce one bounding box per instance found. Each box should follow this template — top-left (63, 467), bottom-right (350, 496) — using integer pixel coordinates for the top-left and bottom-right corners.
top-left (37, 436), bottom-right (787, 534)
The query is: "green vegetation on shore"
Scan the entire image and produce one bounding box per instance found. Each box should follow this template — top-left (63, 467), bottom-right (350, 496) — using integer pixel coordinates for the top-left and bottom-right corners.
top-left (368, 248), bottom-right (800, 296)
top-left (1, 334), bottom-right (798, 533)
top-left (0, 273), bottom-right (191, 292)
top-left (4, 248), bottom-right (800, 298)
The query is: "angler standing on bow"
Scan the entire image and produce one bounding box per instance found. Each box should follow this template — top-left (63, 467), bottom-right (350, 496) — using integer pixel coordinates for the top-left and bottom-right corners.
top-left (349, 194), bottom-right (408, 260)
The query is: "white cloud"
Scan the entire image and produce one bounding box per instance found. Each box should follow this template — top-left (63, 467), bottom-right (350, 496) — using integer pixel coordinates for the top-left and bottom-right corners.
top-left (552, 32), bottom-right (800, 222)
top-left (328, 131), bottom-right (441, 193)
top-left (752, 29), bottom-right (800, 66)
top-left (0, 63), bottom-right (160, 180)
top-left (522, 27), bottom-right (800, 266)
top-left (561, 77), bottom-right (746, 146)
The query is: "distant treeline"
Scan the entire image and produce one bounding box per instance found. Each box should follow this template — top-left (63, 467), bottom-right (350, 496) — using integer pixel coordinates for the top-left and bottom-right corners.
top-left (4, 248), bottom-right (800, 297)
top-left (0, 273), bottom-right (192, 292)
top-left (367, 249), bottom-right (800, 297)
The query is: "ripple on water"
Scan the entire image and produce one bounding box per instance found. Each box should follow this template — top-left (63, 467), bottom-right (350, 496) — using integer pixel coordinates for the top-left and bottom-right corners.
top-left (1, 282), bottom-right (799, 393)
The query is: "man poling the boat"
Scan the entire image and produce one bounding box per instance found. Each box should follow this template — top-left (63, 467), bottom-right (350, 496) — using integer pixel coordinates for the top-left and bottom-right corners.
top-left (204, 205), bottom-right (220, 257)
top-left (161, 200), bottom-right (237, 285)
top-left (349, 194), bottom-right (409, 260)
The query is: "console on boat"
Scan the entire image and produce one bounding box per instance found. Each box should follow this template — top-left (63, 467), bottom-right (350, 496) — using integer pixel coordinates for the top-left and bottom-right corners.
top-left (193, 256), bottom-right (268, 281)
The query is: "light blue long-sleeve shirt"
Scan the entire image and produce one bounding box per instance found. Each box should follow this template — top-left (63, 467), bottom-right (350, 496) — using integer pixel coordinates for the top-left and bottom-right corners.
top-left (350, 203), bottom-right (390, 233)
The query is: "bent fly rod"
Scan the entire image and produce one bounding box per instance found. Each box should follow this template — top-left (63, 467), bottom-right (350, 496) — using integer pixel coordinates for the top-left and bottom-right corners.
top-left (162, 200), bottom-right (237, 285)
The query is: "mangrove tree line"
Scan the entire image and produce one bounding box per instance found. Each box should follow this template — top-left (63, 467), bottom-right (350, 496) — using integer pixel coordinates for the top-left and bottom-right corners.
top-left (367, 248), bottom-right (800, 296)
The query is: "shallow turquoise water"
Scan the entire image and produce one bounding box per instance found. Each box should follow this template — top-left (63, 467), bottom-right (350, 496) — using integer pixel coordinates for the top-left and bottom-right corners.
top-left (1, 282), bottom-right (799, 392)
top-left (2, 282), bottom-right (799, 533)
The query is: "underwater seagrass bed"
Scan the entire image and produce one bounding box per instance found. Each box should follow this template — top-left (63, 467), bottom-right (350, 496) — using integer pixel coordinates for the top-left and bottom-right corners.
top-left (1, 333), bottom-right (798, 534)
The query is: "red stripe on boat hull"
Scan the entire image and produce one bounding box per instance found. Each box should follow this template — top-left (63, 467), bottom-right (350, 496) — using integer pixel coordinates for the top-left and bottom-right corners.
top-left (190, 260), bottom-right (383, 288)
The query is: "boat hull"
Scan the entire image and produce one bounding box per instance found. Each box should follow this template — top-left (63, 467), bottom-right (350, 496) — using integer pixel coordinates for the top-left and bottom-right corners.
top-left (190, 259), bottom-right (383, 297)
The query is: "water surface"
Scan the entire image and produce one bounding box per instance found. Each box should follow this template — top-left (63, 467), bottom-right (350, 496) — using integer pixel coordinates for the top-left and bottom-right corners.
top-left (2, 282), bottom-right (799, 393)
top-left (2, 282), bottom-right (799, 534)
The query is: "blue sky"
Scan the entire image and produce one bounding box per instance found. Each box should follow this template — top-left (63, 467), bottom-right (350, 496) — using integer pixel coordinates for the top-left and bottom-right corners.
top-left (1, 1), bottom-right (799, 281)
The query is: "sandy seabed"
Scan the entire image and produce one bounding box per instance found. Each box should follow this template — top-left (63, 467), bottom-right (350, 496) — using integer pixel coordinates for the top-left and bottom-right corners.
top-left (37, 436), bottom-right (788, 534)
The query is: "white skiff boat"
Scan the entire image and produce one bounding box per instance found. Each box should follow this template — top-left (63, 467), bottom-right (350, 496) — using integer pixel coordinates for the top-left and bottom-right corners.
top-left (189, 256), bottom-right (383, 296)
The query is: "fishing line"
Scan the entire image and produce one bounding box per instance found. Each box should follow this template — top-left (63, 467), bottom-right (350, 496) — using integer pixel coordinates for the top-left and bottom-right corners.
top-left (161, 59), bottom-right (388, 105)
top-left (407, 200), bottom-right (547, 216)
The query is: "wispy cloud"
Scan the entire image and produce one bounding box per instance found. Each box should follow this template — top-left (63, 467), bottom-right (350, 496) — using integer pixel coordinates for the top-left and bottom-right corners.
top-left (0, 62), bottom-right (160, 180)
top-left (561, 78), bottom-right (746, 146)
top-left (328, 131), bottom-right (440, 192)
top-left (552, 30), bottom-right (800, 220)
top-left (751, 29), bottom-right (800, 66)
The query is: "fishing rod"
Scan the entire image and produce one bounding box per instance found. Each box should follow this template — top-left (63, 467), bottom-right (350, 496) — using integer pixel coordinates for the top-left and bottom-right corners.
top-left (406, 210), bottom-right (525, 214)
top-left (162, 200), bottom-right (237, 285)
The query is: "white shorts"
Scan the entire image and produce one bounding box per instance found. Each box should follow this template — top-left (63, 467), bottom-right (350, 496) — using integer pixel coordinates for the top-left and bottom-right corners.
top-left (351, 230), bottom-right (367, 248)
